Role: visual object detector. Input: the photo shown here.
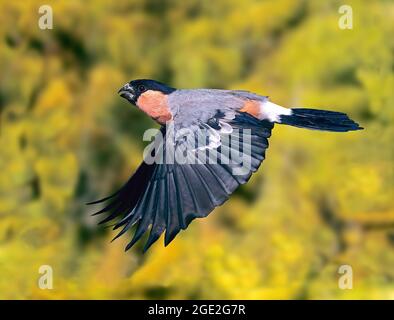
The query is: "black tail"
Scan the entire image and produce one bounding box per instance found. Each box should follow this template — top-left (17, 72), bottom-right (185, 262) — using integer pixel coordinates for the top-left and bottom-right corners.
top-left (279, 108), bottom-right (363, 132)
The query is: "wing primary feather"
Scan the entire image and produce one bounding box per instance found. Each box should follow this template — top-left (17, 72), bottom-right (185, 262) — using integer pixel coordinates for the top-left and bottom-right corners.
top-left (164, 168), bottom-right (182, 246)
top-left (111, 218), bottom-right (135, 242)
top-left (86, 191), bottom-right (120, 205)
top-left (192, 164), bottom-right (228, 206)
top-left (203, 164), bottom-right (234, 196)
top-left (124, 179), bottom-right (157, 251)
top-left (125, 164), bottom-right (168, 251)
top-left (163, 166), bottom-right (187, 245)
top-left (176, 165), bottom-right (200, 227)
top-left (98, 203), bottom-right (127, 225)
top-left (90, 200), bottom-right (120, 216)
top-left (142, 177), bottom-right (163, 251)
top-left (180, 165), bottom-right (214, 217)
top-left (173, 166), bottom-right (186, 229)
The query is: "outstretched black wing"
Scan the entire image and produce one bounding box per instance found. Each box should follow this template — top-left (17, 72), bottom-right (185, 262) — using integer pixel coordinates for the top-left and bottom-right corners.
top-left (88, 113), bottom-right (274, 252)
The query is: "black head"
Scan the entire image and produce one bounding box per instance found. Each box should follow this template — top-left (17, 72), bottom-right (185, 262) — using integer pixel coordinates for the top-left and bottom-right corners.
top-left (118, 79), bottom-right (176, 104)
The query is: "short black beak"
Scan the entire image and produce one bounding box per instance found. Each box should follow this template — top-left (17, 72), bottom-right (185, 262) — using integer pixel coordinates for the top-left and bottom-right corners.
top-left (118, 83), bottom-right (135, 102)
top-left (118, 83), bottom-right (133, 95)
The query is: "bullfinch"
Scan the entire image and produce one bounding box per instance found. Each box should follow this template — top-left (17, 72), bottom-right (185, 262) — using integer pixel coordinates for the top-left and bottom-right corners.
top-left (88, 79), bottom-right (362, 252)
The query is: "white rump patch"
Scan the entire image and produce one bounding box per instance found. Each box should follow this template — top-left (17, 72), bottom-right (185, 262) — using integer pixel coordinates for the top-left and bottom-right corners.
top-left (260, 101), bottom-right (292, 122)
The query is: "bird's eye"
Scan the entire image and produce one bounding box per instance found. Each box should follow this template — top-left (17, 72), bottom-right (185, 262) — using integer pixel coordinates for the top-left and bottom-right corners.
top-left (138, 85), bottom-right (146, 92)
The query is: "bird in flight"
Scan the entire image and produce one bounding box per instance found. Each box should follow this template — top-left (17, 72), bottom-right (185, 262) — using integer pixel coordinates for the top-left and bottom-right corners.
top-left (88, 79), bottom-right (362, 252)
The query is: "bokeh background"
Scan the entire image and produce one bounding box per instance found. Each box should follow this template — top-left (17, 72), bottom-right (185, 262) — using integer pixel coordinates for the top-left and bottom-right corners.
top-left (0, 0), bottom-right (393, 299)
